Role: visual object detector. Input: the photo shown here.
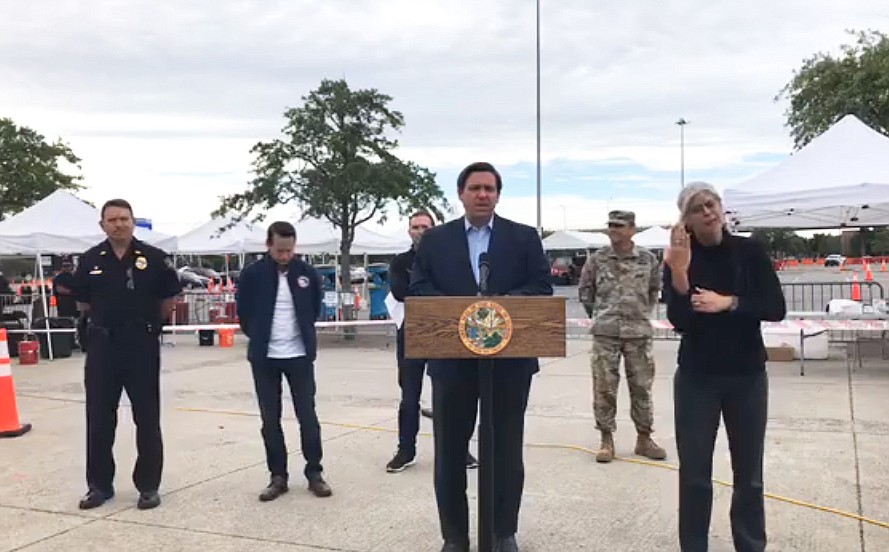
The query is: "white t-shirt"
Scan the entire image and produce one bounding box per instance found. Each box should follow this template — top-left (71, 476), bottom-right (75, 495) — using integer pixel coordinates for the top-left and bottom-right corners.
top-left (267, 271), bottom-right (307, 359)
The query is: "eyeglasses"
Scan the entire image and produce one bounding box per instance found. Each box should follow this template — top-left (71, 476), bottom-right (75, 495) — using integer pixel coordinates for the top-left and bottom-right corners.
top-left (688, 199), bottom-right (719, 215)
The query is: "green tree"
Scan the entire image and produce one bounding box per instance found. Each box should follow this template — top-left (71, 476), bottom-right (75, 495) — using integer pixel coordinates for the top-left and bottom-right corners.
top-left (866, 227), bottom-right (889, 255)
top-left (777, 30), bottom-right (889, 149)
top-left (810, 233), bottom-right (842, 257)
top-left (215, 79), bottom-right (449, 290)
top-left (0, 118), bottom-right (83, 220)
top-left (750, 228), bottom-right (808, 257)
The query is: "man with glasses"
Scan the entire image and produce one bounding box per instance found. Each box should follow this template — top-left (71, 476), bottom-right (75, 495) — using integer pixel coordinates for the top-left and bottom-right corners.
top-left (578, 210), bottom-right (666, 464)
top-left (72, 199), bottom-right (182, 511)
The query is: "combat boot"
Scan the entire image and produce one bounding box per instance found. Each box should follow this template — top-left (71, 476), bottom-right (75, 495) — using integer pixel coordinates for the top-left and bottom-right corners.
top-left (595, 431), bottom-right (614, 463)
top-left (635, 433), bottom-right (667, 460)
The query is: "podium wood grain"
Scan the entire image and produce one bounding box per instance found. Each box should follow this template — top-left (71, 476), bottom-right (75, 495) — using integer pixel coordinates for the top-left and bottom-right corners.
top-left (404, 296), bottom-right (567, 359)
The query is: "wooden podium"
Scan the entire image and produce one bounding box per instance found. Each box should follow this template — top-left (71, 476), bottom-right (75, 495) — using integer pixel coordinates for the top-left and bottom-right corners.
top-left (404, 295), bottom-right (566, 552)
top-left (404, 296), bottom-right (567, 359)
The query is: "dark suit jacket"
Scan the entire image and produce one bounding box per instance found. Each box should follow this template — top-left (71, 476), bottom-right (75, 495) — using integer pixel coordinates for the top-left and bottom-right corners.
top-left (236, 255), bottom-right (323, 363)
top-left (389, 247), bottom-right (416, 303)
top-left (408, 214), bottom-right (553, 379)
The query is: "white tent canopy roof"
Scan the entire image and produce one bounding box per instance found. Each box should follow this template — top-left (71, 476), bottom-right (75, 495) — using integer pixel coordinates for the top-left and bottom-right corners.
top-left (634, 226), bottom-right (670, 249)
top-left (723, 115), bottom-right (889, 229)
top-left (0, 190), bottom-right (178, 255)
top-left (176, 216), bottom-right (410, 256)
top-left (543, 230), bottom-right (610, 250)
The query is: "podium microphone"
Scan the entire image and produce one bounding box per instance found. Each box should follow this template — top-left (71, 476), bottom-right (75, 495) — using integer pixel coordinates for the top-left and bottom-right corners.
top-left (478, 252), bottom-right (490, 297)
top-left (475, 250), bottom-right (495, 550)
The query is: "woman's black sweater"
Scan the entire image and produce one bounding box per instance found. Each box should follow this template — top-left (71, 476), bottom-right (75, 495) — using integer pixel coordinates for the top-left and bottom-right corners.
top-left (663, 231), bottom-right (786, 376)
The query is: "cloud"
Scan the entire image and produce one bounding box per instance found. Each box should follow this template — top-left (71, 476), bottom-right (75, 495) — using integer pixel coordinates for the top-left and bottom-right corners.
top-left (1, 0), bottom-right (886, 237)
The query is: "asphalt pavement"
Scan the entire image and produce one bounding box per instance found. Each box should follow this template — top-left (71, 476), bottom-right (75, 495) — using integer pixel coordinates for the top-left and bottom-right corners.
top-left (2, 337), bottom-right (888, 551)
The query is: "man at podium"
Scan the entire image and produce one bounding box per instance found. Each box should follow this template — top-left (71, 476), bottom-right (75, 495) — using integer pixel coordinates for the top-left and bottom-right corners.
top-left (409, 162), bottom-right (553, 552)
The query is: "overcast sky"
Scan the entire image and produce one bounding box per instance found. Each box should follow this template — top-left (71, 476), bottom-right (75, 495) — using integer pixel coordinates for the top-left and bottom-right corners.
top-left (2, 1), bottom-right (887, 237)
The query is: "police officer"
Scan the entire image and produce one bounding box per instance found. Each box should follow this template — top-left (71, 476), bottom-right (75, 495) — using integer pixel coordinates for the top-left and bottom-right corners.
top-left (578, 210), bottom-right (667, 463)
top-left (73, 199), bottom-right (182, 510)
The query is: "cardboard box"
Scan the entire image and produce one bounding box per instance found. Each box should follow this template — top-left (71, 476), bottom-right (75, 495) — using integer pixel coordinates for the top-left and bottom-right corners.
top-left (766, 346), bottom-right (795, 362)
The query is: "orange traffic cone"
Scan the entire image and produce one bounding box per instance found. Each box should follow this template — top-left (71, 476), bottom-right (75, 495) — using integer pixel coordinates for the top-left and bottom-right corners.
top-left (851, 273), bottom-right (862, 301)
top-left (865, 264), bottom-right (874, 282)
top-left (0, 328), bottom-right (32, 438)
top-left (882, 260), bottom-right (886, 272)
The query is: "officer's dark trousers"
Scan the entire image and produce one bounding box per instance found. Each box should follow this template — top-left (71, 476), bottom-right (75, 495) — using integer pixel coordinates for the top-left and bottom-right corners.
top-left (85, 328), bottom-right (163, 494)
top-left (250, 356), bottom-right (323, 481)
top-left (432, 365), bottom-right (532, 545)
top-left (396, 328), bottom-right (426, 453)
top-left (674, 368), bottom-right (768, 552)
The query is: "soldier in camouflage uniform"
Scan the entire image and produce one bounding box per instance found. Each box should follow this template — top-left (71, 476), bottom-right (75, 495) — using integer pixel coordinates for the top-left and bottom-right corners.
top-left (578, 210), bottom-right (667, 463)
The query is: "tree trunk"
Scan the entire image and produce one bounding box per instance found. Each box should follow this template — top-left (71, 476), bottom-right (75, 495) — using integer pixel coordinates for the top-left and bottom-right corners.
top-left (339, 224), bottom-right (356, 339)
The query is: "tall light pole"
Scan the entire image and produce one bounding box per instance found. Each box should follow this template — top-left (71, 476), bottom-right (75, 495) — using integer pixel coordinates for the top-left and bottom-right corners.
top-left (535, 0), bottom-right (542, 235)
top-left (676, 118), bottom-right (689, 188)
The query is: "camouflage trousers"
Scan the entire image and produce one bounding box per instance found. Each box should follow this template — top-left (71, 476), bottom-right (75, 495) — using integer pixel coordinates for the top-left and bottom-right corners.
top-left (590, 336), bottom-right (656, 434)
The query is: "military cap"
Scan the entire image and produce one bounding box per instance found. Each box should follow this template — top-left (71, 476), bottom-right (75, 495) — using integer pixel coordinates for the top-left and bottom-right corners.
top-left (607, 210), bottom-right (635, 226)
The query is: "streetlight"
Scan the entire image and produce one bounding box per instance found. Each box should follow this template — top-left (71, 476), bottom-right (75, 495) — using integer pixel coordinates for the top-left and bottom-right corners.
top-left (676, 118), bottom-right (689, 188)
top-left (535, 0), bottom-right (542, 235)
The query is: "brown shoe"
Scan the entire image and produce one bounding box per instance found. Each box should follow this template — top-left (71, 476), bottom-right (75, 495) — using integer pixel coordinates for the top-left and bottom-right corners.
top-left (635, 433), bottom-right (667, 460)
top-left (595, 432), bottom-right (614, 463)
top-left (259, 475), bottom-right (289, 502)
top-left (308, 477), bottom-right (332, 497)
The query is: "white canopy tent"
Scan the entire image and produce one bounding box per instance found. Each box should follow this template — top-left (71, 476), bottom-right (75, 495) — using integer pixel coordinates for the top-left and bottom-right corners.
top-left (543, 230), bottom-right (609, 251)
top-left (634, 226), bottom-right (670, 249)
top-left (723, 115), bottom-right (889, 229)
top-left (175, 216), bottom-right (409, 256)
top-left (176, 218), bottom-right (269, 256)
top-left (292, 218), bottom-right (410, 255)
top-left (0, 190), bottom-right (178, 254)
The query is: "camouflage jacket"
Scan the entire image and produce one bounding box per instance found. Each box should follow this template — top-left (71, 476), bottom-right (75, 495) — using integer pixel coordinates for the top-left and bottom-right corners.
top-left (578, 244), bottom-right (661, 338)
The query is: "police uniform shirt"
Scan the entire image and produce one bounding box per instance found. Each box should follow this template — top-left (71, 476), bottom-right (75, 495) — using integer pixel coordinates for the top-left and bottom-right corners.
top-left (73, 238), bottom-right (182, 328)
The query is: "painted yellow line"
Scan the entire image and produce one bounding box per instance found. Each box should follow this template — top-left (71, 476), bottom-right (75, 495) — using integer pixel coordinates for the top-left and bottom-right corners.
top-left (176, 406), bottom-right (889, 530)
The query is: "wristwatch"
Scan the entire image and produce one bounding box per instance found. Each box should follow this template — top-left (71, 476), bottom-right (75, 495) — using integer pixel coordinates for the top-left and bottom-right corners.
top-left (728, 296), bottom-right (739, 312)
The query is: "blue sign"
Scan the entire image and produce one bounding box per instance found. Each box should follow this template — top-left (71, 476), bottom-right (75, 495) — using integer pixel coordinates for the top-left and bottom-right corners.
top-left (135, 218), bottom-right (153, 230)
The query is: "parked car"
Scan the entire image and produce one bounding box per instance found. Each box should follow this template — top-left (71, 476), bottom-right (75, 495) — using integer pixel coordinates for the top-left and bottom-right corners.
top-left (177, 267), bottom-right (210, 289)
top-left (824, 254), bottom-right (846, 267)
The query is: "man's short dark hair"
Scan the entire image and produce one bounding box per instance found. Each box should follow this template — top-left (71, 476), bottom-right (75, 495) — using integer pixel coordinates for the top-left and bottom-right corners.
top-left (266, 221), bottom-right (297, 243)
top-left (409, 211), bottom-right (436, 226)
top-left (101, 199), bottom-right (134, 219)
top-left (457, 162), bottom-right (502, 193)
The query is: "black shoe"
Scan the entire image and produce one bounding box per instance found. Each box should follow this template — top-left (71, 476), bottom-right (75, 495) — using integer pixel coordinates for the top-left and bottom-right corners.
top-left (494, 534), bottom-right (519, 552)
top-left (386, 448), bottom-right (416, 473)
top-left (259, 475), bottom-right (289, 502)
top-left (136, 491), bottom-right (161, 510)
top-left (421, 407), bottom-right (434, 419)
top-left (308, 476), bottom-right (332, 498)
top-left (440, 541), bottom-right (469, 552)
top-left (466, 452), bottom-right (478, 469)
top-left (78, 489), bottom-right (114, 510)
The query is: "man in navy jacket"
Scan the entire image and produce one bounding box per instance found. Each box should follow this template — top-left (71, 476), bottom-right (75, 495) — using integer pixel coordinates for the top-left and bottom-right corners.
top-left (409, 162), bottom-right (553, 552)
top-left (236, 221), bottom-right (332, 501)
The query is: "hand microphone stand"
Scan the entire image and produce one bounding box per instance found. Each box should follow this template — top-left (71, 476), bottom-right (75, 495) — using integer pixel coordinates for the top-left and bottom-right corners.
top-left (476, 253), bottom-right (495, 552)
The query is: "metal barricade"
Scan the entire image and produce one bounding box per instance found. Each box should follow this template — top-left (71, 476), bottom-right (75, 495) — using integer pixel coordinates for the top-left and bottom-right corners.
top-left (781, 281), bottom-right (885, 312)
